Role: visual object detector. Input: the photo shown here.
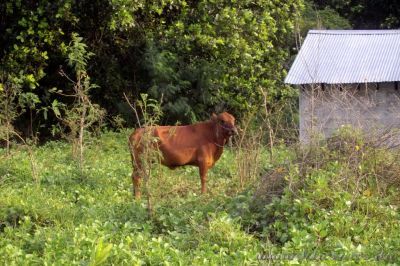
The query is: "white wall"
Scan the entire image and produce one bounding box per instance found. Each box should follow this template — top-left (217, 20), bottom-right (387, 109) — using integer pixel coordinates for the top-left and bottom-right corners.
top-left (300, 82), bottom-right (400, 145)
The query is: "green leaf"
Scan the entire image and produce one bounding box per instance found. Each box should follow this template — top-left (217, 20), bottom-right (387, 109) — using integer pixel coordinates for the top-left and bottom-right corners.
top-left (52, 100), bottom-right (61, 117)
top-left (43, 108), bottom-right (48, 120)
top-left (90, 238), bottom-right (113, 266)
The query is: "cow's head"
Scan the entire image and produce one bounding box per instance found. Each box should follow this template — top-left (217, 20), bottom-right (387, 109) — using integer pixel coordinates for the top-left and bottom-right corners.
top-left (212, 112), bottom-right (237, 137)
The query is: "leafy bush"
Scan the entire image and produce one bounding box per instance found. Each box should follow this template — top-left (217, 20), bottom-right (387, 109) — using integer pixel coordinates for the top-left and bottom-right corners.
top-left (253, 129), bottom-right (400, 263)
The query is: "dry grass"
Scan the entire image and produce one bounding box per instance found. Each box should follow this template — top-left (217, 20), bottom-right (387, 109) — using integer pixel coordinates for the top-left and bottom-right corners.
top-left (250, 126), bottom-right (400, 210)
top-left (253, 166), bottom-right (287, 206)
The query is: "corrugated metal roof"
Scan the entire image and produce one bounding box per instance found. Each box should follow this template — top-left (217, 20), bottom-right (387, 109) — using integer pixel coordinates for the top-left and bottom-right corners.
top-left (285, 30), bottom-right (400, 84)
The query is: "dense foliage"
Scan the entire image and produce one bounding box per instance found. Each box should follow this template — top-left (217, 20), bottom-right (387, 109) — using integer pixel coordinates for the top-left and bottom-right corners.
top-left (1, 0), bottom-right (396, 140)
top-left (312, 0), bottom-right (400, 29)
top-left (0, 0), bottom-right (303, 139)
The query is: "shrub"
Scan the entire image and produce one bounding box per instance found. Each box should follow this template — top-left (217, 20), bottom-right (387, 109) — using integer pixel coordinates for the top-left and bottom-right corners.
top-left (252, 128), bottom-right (400, 263)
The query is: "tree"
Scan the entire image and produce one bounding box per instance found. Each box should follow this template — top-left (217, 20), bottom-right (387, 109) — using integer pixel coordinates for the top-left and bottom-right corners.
top-left (140, 0), bottom-right (304, 122)
top-left (0, 0), bottom-right (78, 138)
top-left (299, 1), bottom-right (351, 37)
top-left (312, 0), bottom-right (400, 29)
top-left (55, 33), bottom-right (105, 171)
top-left (1, 0), bottom-right (305, 138)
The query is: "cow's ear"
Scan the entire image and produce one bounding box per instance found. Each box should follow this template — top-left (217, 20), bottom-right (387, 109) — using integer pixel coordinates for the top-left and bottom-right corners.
top-left (211, 113), bottom-right (218, 121)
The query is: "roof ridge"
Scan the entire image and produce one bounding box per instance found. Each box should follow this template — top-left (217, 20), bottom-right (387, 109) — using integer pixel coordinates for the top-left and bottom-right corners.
top-left (309, 29), bottom-right (400, 35)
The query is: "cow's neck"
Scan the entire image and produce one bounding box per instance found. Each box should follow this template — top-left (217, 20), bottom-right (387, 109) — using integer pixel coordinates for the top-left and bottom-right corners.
top-left (213, 122), bottom-right (226, 148)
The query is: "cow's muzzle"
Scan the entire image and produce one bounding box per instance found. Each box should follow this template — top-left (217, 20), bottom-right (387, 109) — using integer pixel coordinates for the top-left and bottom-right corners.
top-left (233, 127), bottom-right (238, 135)
top-left (228, 127), bottom-right (238, 136)
top-left (220, 123), bottom-right (237, 136)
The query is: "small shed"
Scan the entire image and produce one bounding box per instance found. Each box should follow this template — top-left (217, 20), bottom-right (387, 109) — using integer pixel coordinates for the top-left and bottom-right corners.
top-left (285, 30), bottom-right (400, 143)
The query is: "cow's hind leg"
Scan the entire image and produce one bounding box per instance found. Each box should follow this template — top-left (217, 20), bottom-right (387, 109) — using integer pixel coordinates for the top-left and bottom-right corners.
top-left (129, 141), bottom-right (142, 200)
top-left (132, 171), bottom-right (142, 200)
top-left (131, 158), bottom-right (143, 200)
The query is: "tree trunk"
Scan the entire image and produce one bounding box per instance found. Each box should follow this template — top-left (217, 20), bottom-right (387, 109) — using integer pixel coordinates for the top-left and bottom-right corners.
top-left (5, 93), bottom-right (10, 156)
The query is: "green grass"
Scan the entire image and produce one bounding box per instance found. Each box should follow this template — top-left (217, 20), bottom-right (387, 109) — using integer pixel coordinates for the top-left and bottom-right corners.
top-left (1, 130), bottom-right (400, 265)
top-left (0, 130), bottom-right (265, 265)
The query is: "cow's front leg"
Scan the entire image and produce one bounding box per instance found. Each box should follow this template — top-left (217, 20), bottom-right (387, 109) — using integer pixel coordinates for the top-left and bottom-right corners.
top-left (199, 164), bottom-right (209, 194)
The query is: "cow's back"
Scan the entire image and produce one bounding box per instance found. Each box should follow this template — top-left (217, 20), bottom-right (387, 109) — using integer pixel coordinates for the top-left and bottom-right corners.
top-left (155, 124), bottom-right (212, 147)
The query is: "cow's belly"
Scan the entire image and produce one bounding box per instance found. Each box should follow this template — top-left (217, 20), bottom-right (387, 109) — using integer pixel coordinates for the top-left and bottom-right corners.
top-left (159, 146), bottom-right (197, 167)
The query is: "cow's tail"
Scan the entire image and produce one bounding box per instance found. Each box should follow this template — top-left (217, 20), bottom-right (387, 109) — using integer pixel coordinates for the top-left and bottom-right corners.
top-left (128, 129), bottom-right (137, 170)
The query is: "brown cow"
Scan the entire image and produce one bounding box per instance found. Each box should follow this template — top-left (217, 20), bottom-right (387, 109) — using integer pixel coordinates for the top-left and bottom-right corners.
top-left (128, 112), bottom-right (237, 199)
